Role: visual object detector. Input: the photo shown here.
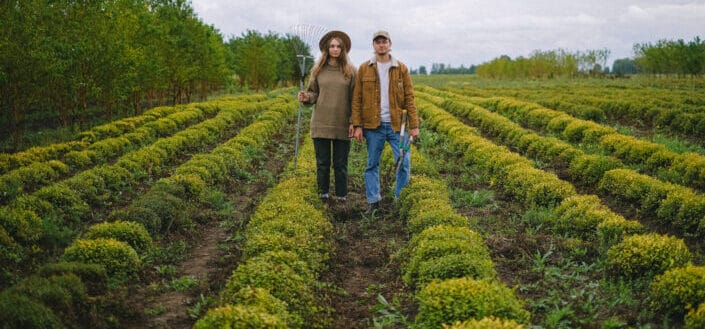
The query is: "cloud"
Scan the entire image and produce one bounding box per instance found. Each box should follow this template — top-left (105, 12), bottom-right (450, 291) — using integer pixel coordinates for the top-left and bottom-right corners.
top-left (191, 0), bottom-right (705, 69)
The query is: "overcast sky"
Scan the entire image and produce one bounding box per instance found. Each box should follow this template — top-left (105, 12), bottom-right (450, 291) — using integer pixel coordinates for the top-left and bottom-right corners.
top-left (191, 0), bottom-right (705, 70)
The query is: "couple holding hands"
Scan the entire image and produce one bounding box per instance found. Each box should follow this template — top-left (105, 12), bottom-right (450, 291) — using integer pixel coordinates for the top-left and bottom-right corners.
top-left (298, 29), bottom-right (419, 216)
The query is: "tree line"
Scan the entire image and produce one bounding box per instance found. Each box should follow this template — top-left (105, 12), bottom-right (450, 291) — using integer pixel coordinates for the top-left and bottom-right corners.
top-left (473, 49), bottom-right (611, 79)
top-left (633, 37), bottom-right (705, 76)
top-left (0, 1), bottom-right (307, 150)
top-left (0, 0), bottom-right (233, 149)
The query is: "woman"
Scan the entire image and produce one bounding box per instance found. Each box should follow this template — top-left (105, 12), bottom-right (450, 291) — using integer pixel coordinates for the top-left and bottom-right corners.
top-left (298, 30), bottom-right (355, 202)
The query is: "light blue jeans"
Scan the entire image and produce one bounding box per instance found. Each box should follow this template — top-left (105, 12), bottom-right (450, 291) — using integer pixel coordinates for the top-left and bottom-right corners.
top-left (363, 122), bottom-right (411, 203)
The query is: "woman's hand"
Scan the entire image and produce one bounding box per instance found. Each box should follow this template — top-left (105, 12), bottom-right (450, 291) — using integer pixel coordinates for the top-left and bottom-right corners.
top-left (348, 124), bottom-right (355, 138)
top-left (297, 91), bottom-right (309, 102)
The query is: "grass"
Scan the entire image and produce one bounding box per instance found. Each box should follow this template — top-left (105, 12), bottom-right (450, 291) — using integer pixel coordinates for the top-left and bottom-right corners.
top-left (416, 122), bottom-right (667, 328)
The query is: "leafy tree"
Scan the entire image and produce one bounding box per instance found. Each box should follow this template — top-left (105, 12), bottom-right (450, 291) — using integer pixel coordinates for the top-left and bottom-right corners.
top-left (612, 58), bottom-right (637, 76)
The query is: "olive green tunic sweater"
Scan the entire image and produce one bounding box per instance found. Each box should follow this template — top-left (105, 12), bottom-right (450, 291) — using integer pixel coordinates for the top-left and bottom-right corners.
top-left (305, 63), bottom-right (355, 140)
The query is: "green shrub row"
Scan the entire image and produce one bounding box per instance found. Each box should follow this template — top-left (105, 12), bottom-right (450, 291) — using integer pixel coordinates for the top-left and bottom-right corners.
top-left (0, 141), bottom-right (85, 176)
top-left (599, 168), bottom-right (705, 238)
top-left (444, 316), bottom-right (526, 329)
top-left (0, 94), bottom-right (264, 175)
top-left (417, 90), bottom-right (624, 188)
top-left (419, 87), bottom-right (705, 240)
top-left (0, 102), bottom-right (185, 175)
top-left (0, 97), bottom-right (276, 280)
top-left (686, 300), bottom-right (705, 329)
top-left (0, 272), bottom-right (98, 328)
top-left (417, 90), bottom-right (701, 325)
top-left (0, 95), bottom-right (269, 206)
top-left (650, 265), bottom-right (705, 319)
top-left (397, 152), bottom-right (530, 327)
top-left (197, 138), bottom-right (334, 328)
top-left (444, 87), bottom-right (705, 192)
top-left (114, 96), bottom-right (295, 235)
top-left (455, 86), bottom-right (705, 138)
top-left (71, 106), bottom-right (207, 166)
top-left (583, 93), bottom-right (705, 138)
top-left (78, 105), bottom-right (181, 142)
top-left (0, 223), bottom-right (149, 328)
top-left (0, 94), bottom-right (294, 328)
top-left (417, 97), bottom-right (576, 208)
top-left (0, 160), bottom-right (69, 205)
top-left (76, 94), bottom-right (264, 143)
top-left (551, 195), bottom-right (645, 248)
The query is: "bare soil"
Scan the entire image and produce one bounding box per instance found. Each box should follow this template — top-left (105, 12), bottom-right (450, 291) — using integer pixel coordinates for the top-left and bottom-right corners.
top-left (321, 196), bottom-right (413, 329)
top-left (122, 131), bottom-right (292, 329)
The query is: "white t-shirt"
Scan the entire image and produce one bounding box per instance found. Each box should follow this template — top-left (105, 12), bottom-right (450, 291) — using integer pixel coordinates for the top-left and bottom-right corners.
top-left (377, 61), bottom-right (392, 122)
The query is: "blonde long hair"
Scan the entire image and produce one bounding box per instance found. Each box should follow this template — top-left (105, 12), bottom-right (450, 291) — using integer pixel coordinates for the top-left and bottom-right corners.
top-left (309, 37), bottom-right (355, 85)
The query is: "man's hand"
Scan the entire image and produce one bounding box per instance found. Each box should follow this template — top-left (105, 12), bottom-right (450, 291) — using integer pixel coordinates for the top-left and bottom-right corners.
top-left (348, 124), bottom-right (355, 138)
top-left (409, 128), bottom-right (419, 139)
top-left (354, 127), bottom-right (364, 142)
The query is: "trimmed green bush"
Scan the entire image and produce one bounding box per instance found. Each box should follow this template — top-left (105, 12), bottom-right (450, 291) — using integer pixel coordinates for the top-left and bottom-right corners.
top-left (84, 221), bottom-right (152, 254)
top-left (0, 292), bottom-right (62, 329)
top-left (0, 206), bottom-right (42, 244)
top-left (133, 190), bottom-right (188, 234)
top-left (504, 165), bottom-right (576, 207)
top-left (405, 226), bottom-right (495, 288)
top-left (568, 154), bottom-right (623, 187)
top-left (218, 286), bottom-right (292, 326)
top-left (407, 210), bottom-right (468, 236)
top-left (607, 233), bottom-right (692, 278)
top-left (244, 212), bottom-right (332, 274)
top-left (649, 265), bottom-right (705, 318)
top-left (109, 206), bottom-right (160, 235)
top-left (34, 184), bottom-right (90, 227)
top-left (194, 304), bottom-right (286, 329)
top-left (62, 238), bottom-right (140, 284)
top-left (445, 316), bottom-right (526, 329)
top-left (596, 216), bottom-right (646, 252)
top-left (415, 277), bottom-right (530, 328)
top-left (686, 302), bottom-right (705, 329)
top-left (153, 174), bottom-right (208, 203)
top-left (63, 150), bottom-right (95, 168)
top-left (7, 274), bottom-right (87, 324)
top-left (38, 261), bottom-right (108, 295)
top-left (242, 251), bottom-right (315, 283)
top-left (223, 258), bottom-right (315, 328)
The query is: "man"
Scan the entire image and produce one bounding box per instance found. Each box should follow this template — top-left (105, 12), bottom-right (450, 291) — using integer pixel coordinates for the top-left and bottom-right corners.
top-left (352, 30), bottom-right (419, 215)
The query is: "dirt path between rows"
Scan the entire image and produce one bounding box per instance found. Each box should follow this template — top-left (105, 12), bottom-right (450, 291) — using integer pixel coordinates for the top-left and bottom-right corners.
top-left (321, 196), bottom-right (413, 328)
top-left (123, 133), bottom-right (291, 329)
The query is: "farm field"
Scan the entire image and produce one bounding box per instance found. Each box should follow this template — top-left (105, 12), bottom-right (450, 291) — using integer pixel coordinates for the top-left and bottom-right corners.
top-left (2, 77), bottom-right (705, 328)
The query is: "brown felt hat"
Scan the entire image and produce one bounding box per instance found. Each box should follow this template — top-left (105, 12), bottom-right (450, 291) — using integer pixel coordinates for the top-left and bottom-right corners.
top-left (319, 30), bottom-right (352, 53)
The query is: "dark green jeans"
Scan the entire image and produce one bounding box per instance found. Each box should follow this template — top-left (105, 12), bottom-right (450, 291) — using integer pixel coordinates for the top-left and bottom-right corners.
top-left (312, 138), bottom-right (350, 197)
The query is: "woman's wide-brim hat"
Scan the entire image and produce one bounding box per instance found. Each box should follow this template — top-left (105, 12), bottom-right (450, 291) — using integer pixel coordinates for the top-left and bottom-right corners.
top-left (319, 30), bottom-right (351, 53)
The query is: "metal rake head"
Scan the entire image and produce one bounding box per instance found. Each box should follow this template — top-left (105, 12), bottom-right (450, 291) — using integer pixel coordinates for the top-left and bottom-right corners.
top-left (290, 24), bottom-right (327, 56)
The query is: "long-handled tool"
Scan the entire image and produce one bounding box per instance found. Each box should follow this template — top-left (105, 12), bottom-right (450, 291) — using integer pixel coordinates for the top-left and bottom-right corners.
top-left (394, 110), bottom-right (413, 177)
top-left (290, 24), bottom-right (326, 170)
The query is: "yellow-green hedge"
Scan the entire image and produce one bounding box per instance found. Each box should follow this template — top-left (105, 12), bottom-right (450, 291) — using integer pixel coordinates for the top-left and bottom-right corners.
top-left (444, 316), bottom-right (526, 329)
top-left (649, 265), bottom-right (705, 317)
top-left (404, 225), bottom-right (496, 289)
top-left (415, 278), bottom-right (530, 328)
top-left (606, 233), bottom-right (692, 278)
top-left (686, 302), bottom-right (705, 329)
top-left (84, 221), bottom-right (152, 254)
top-left (62, 238), bottom-right (140, 284)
